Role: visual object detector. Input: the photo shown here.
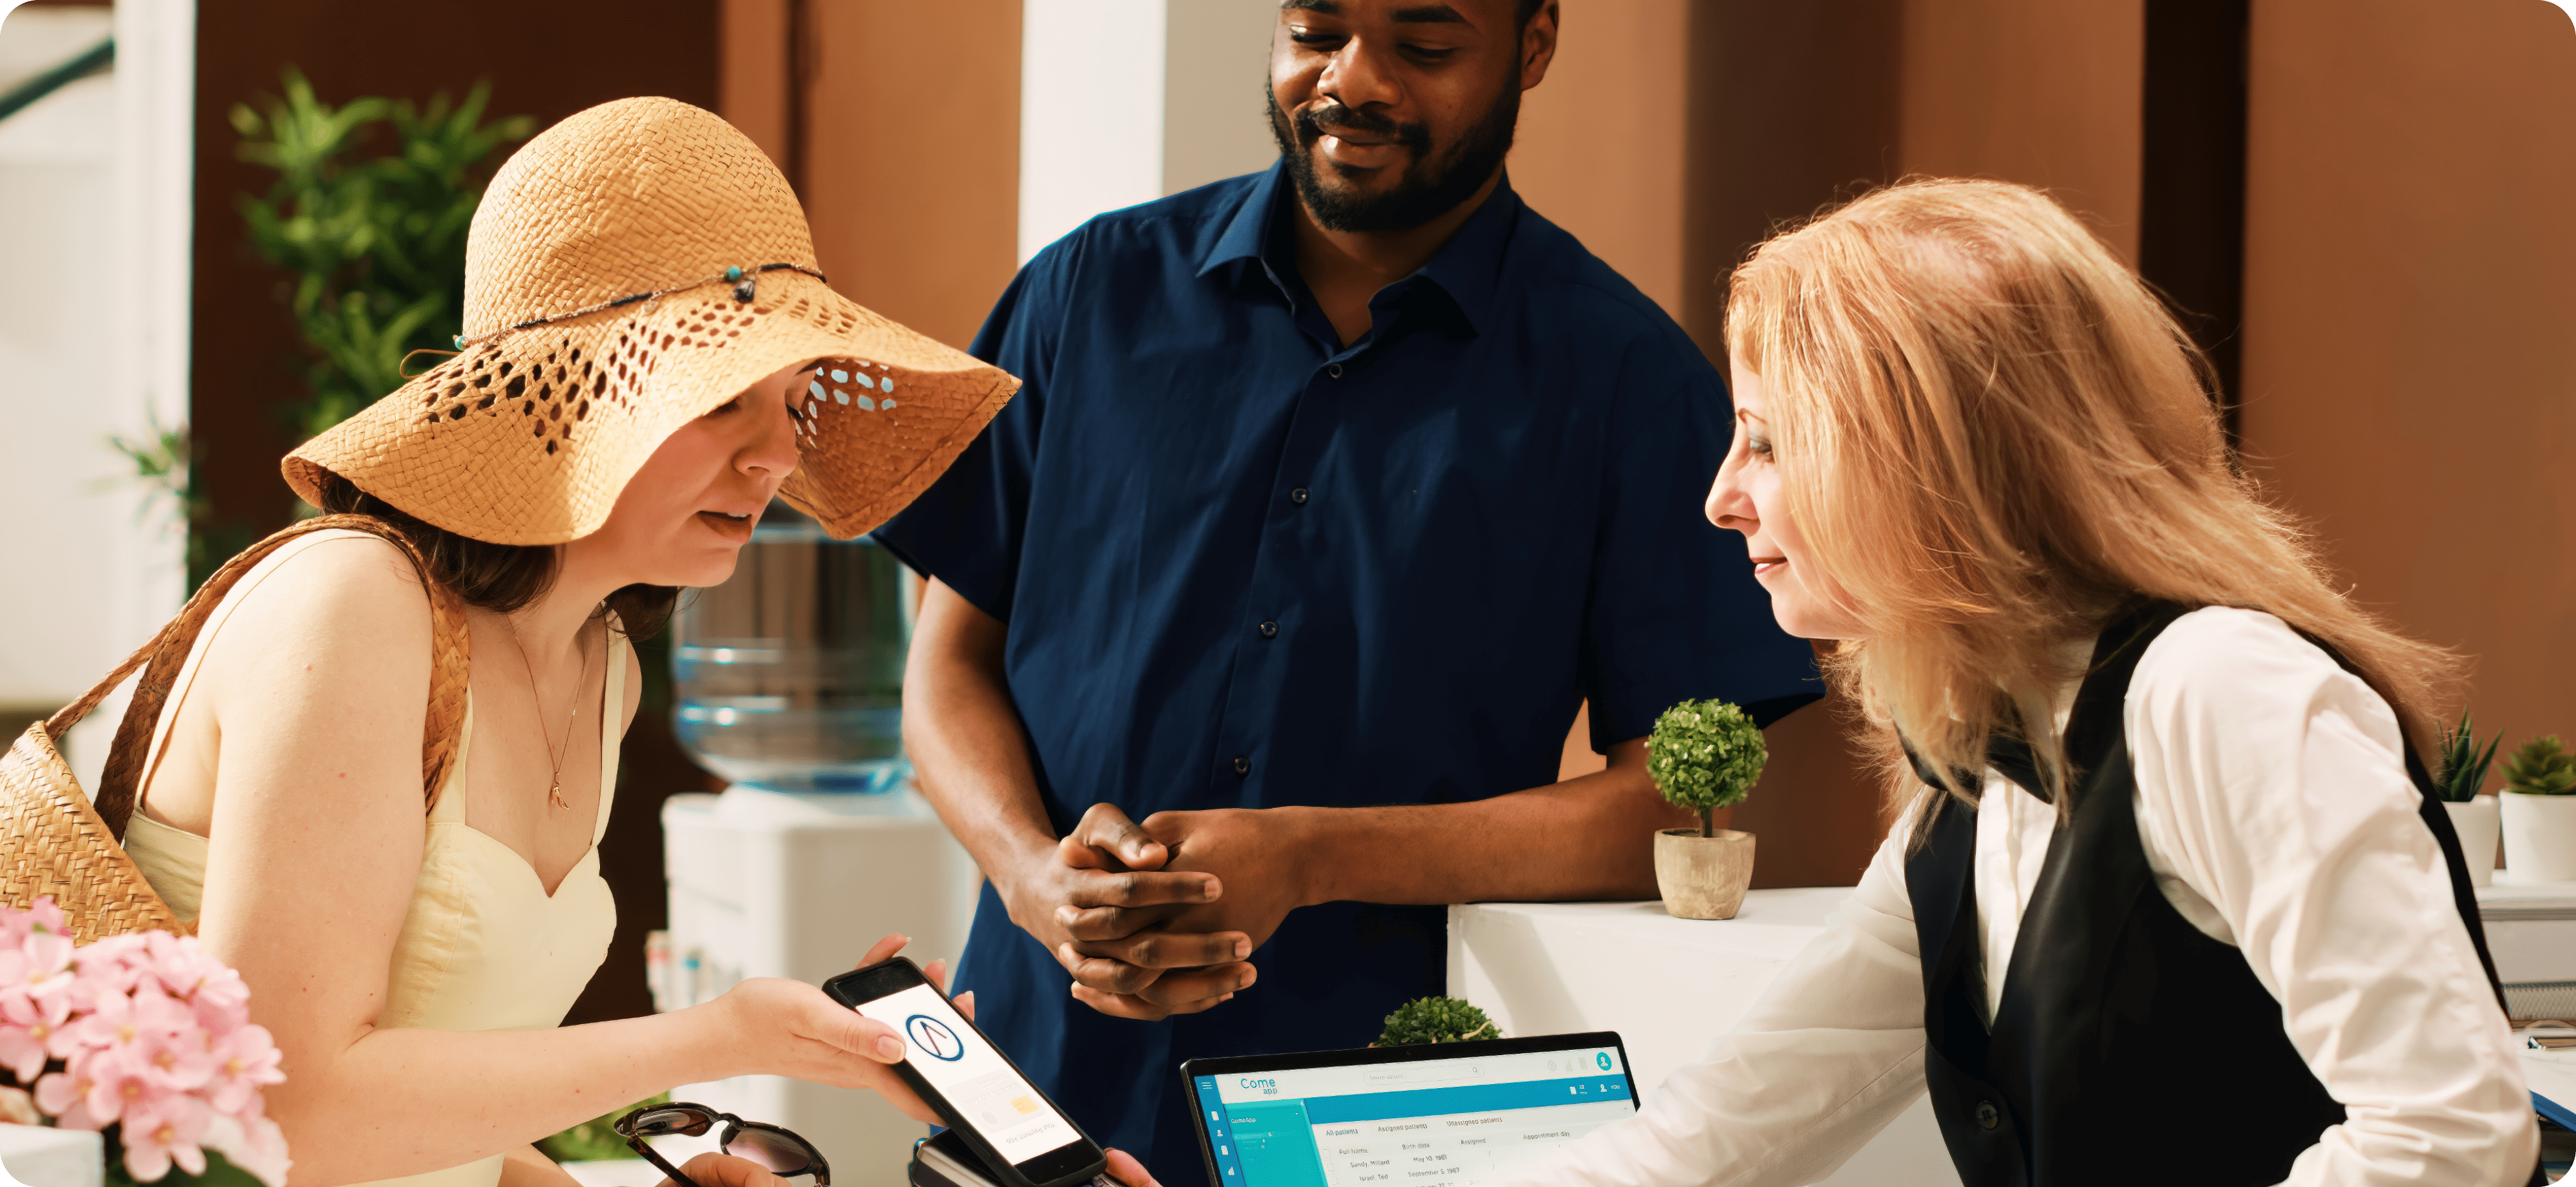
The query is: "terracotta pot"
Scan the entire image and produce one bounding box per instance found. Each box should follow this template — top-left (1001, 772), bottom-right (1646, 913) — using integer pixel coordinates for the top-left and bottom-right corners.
top-left (2443, 795), bottom-right (2500, 888)
top-left (2503, 793), bottom-right (2576, 882)
top-left (1655, 828), bottom-right (1756, 920)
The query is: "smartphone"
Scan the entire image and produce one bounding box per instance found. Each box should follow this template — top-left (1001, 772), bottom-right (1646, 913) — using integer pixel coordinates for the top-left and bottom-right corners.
top-left (822, 958), bottom-right (1109, 1187)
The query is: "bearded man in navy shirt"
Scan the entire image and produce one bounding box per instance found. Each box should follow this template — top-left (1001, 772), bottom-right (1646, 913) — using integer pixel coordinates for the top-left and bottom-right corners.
top-left (872, 1), bottom-right (1818, 1181)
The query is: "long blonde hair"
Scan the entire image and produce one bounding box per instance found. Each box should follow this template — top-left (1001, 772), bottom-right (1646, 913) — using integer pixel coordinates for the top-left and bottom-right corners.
top-left (1724, 178), bottom-right (2458, 817)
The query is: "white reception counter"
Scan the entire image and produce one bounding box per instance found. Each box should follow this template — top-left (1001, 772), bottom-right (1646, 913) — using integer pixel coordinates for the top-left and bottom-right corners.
top-left (1446, 891), bottom-right (1959, 1186)
top-left (1448, 881), bottom-right (2576, 1186)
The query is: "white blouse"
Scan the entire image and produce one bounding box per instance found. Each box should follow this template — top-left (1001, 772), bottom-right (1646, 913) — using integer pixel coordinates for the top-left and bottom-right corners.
top-left (1500, 608), bottom-right (2535, 1187)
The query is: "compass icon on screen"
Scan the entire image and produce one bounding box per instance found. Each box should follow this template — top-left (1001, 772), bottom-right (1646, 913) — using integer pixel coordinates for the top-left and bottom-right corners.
top-left (905, 1014), bottom-right (966, 1061)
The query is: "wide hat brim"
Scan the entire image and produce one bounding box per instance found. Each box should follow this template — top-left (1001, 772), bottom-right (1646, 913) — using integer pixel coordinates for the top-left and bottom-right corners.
top-left (285, 272), bottom-right (1013, 544)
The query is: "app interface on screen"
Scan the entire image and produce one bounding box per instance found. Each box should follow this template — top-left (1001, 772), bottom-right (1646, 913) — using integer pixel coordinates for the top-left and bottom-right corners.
top-left (1191, 1047), bottom-right (1634, 1186)
top-left (853, 983), bottom-right (1084, 1165)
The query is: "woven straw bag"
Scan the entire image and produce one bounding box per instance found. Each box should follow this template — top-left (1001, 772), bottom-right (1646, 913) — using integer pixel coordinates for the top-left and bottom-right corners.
top-left (0, 515), bottom-right (469, 945)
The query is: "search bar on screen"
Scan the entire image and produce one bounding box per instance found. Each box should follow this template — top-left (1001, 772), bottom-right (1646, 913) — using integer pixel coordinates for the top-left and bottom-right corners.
top-left (1363, 1064), bottom-right (1484, 1087)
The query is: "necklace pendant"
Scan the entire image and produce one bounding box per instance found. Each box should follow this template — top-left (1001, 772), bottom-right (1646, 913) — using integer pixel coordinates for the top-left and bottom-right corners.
top-left (549, 780), bottom-right (570, 810)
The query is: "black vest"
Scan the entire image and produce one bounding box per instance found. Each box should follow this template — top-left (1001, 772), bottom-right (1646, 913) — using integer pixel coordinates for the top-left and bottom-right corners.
top-left (1904, 603), bottom-right (2520, 1187)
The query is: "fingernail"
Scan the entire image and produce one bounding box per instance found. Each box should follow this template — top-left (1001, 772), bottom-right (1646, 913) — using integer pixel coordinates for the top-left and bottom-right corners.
top-left (1240, 968), bottom-right (1257, 989)
top-left (1202, 878), bottom-right (1221, 901)
top-left (877, 1035), bottom-right (907, 1060)
top-left (1234, 938), bottom-right (1250, 958)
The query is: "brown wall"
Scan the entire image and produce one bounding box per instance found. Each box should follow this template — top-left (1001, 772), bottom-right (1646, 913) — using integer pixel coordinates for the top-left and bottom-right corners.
top-left (1896, 0), bottom-right (2145, 261)
top-left (2239, 0), bottom-right (2576, 760)
top-left (799, 2), bottom-right (1022, 352)
top-left (1510, 1), bottom-right (1689, 317)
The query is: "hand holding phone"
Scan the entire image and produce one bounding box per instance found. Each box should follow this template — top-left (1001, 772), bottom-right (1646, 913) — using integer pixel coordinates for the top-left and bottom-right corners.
top-left (824, 958), bottom-right (1110, 1187)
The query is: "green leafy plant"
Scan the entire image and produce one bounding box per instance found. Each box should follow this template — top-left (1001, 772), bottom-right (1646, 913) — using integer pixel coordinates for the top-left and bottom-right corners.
top-left (536, 1093), bottom-right (667, 1163)
top-left (1375, 997), bottom-right (1501, 1047)
top-left (2504, 735), bottom-right (2576, 797)
top-left (2436, 711), bottom-right (2502, 803)
top-left (230, 67), bottom-right (532, 446)
top-left (1646, 699), bottom-right (1766, 837)
top-left (105, 413), bottom-right (255, 592)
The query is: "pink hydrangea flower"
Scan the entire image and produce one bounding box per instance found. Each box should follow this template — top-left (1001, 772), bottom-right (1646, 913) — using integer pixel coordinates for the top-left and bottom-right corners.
top-left (206, 1024), bottom-right (283, 1116)
top-left (0, 983), bottom-right (72, 1084)
top-left (118, 1093), bottom-right (211, 1182)
top-left (0, 899), bottom-right (291, 1187)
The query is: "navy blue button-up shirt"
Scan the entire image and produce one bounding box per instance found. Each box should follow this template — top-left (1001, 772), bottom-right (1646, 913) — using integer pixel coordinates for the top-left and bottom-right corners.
top-left (873, 162), bottom-right (1817, 1183)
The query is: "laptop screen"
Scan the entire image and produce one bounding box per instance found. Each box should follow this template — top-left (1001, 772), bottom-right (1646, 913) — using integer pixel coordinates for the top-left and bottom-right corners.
top-left (1186, 1041), bottom-right (1636, 1185)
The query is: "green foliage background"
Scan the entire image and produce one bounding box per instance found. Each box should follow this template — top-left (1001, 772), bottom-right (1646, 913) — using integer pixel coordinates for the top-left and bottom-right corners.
top-left (230, 67), bottom-right (533, 444)
top-left (116, 70), bottom-right (531, 592)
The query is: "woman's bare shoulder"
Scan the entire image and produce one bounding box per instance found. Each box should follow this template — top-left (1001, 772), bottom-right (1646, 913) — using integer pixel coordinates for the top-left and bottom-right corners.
top-left (199, 531), bottom-right (439, 690)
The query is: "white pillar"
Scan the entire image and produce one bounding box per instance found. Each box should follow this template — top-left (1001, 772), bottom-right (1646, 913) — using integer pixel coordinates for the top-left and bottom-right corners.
top-left (0, 0), bottom-right (191, 784)
top-left (1016, 0), bottom-right (1280, 264)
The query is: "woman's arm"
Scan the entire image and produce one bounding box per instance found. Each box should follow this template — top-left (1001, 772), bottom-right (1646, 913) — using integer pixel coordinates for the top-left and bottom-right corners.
top-left (2127, 608), bottom-right (2537, 1186)
top-left (188, 539), bottom-right (921, 1186)
top-left (1494, 828), bottom-right (1931, 1187)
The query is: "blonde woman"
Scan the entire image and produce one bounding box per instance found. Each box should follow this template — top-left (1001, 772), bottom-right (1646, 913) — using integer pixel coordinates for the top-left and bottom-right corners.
top-left (1500, 180), bottom-right (2536, 1187)
top-left (119, 99), bottom-right (1155, 1187)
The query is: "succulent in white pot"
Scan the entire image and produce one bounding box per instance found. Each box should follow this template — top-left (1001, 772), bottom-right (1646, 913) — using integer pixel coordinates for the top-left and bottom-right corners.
top-left (2500, 734), bottom-right (2576, 882)
top-left (2434, 711), bottom-right (2502, 887)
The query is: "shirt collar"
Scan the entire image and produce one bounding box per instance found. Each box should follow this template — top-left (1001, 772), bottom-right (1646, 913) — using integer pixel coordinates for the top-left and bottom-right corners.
top-left (1199, 159), bottom-right (1519, 339)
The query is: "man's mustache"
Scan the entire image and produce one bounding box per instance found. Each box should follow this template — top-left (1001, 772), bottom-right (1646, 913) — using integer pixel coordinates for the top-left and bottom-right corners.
top-left (1293, 102), bottom-right (1432, 156)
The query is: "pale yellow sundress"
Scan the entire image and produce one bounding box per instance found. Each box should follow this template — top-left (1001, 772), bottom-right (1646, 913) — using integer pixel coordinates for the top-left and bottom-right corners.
top-left (123, 529), bottom-right (623, 1187)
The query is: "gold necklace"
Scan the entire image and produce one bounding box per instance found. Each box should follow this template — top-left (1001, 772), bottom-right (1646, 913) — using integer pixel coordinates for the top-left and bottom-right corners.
top-left (504, 614), bottom-right (594, 811)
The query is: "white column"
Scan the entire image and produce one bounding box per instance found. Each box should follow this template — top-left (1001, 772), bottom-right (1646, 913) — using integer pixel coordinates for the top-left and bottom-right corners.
top-left (0, 0), bottom-right (191, 784)
top-left (1160, 0), bottom-right (1281, 195)
top-left (74, 0), bottom-right (193, 787)
top-left (1015, 0), bottom-right (1281, 264)
top-left (1017, 0), bottom-right (1168, 262)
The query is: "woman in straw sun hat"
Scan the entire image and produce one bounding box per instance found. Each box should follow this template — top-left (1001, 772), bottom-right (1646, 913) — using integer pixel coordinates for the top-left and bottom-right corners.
top-left (118, 98), bottom-right (1156, 1187)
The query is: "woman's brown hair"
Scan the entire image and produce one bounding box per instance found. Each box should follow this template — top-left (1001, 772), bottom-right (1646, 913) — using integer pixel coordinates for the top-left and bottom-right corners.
top-left (1723, 178), bottom-right (2462, 826)
top-left (311, 470), bottom-right (677, 638)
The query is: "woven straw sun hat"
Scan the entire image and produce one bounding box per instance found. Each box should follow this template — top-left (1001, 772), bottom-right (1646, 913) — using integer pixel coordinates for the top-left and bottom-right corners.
top-left (283, 96), bottom-right (1016, 544)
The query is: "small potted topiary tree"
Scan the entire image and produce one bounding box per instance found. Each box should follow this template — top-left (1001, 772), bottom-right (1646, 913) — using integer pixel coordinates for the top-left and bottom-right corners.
top-left (1646, 699), bottom-right (1766, 919)
top-left (2435, 711), bottom-right (2502, 886)
top-left (1375, 996), bottom-right (1502, 1047)
top-left (2502, 734), bottom-right (2576, 881)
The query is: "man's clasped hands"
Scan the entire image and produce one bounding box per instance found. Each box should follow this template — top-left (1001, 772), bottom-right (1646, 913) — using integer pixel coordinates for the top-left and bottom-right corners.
top-left (1004, 802), bottom-right (1313, 1020)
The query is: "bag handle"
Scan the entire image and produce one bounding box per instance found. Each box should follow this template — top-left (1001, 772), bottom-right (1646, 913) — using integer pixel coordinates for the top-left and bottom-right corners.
top-left (43, 514), bottom-right (473, 839)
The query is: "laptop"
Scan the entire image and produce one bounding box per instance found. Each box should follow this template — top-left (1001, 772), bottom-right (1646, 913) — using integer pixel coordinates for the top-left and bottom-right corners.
top-left (1181, 1032), bottom-right (1639, 1186)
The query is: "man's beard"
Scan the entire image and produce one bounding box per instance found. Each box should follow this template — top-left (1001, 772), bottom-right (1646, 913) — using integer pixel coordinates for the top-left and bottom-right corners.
top-left (1266, 77), bottom-right (1520, 234)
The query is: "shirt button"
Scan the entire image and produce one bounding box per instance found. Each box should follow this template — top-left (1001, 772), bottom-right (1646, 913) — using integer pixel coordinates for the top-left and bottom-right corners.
top-left (1258, 621), bottom-right (1278, 638)
top-left (1974, 1101), bottom-right (1999, 1130)
top-left (1232, 756), bottom-right (1251, 776)
top-left (1290, 487), bottom-right (1309, 505)
top-left (1327, 363), bottom-right (1344, 379)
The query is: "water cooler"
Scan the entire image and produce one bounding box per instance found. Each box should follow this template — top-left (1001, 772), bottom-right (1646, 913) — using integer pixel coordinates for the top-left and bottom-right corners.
top-left (654, 506), bottom-right (984, 1185)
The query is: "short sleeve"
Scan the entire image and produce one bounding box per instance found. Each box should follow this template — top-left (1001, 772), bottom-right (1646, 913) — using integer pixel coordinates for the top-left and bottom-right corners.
top-left (868, 228), bottom-right (1088, 622)
top-left (1579, 359), bottom-right (1820, 751)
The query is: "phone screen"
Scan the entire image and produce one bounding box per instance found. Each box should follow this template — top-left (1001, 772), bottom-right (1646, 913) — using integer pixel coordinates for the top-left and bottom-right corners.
top-left (850, 981), bottom-right (1087, 1166)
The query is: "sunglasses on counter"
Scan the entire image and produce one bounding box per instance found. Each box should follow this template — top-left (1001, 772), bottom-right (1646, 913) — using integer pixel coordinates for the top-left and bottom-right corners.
top-left (613, 1102), bottom-right (832, 1187)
